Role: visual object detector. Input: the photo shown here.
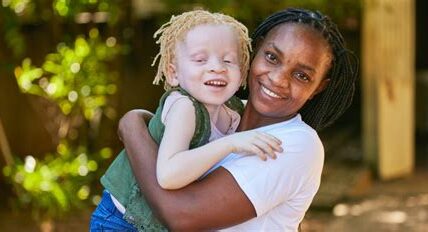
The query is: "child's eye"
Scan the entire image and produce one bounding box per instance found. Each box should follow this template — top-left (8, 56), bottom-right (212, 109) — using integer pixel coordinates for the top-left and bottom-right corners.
top-left (223, 55), bottom-right (237, 64)
top-left (265, 52), bottom-right (278, 64)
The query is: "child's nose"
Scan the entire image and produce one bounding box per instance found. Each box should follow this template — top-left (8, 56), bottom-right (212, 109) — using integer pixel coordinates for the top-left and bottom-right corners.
top-left (208, 58), bottom-right (226, 73)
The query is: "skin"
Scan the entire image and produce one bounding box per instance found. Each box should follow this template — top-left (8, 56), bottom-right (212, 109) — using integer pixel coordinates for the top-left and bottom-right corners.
top-left (120, 23), bottom-right (333, 230)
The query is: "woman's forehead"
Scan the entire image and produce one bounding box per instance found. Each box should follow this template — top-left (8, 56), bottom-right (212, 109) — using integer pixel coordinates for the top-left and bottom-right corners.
top-left (263, 23), bottom-right (331, 56)
top-left (265, 23), bottom-right (322, 41)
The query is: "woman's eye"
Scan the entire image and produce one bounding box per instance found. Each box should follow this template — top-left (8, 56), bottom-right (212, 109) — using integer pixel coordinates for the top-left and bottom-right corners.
top-left (265, 52), bottom-right (278, 63)
top-left (224, 59), bottom-right (232, 63)
top-left (294, 72), bottom-right (310, 82)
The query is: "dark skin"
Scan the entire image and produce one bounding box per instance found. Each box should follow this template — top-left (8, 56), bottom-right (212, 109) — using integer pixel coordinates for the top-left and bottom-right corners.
top-left (119, 23), bottom-right (332, 231)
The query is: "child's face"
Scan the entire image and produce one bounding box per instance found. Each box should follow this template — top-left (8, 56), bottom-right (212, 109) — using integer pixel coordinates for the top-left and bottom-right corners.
top-left (168, 24), bottom-right (242, 107)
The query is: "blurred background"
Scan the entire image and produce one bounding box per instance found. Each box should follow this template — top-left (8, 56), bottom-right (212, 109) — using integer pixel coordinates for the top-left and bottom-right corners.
top-left (0, 0), bottom-right (426, 231)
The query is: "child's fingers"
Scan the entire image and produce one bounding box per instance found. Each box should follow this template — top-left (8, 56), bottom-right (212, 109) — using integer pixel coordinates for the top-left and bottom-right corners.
top-left (246, 144), bottom-right (267, 161)
top-left (252, 139), bottom-right (277, 160)
top-left (237, 140), bottom-right (268, 161)
top-left (258, 132), bottom-right (282, 144)
top-left (256, 132), bottom-right (283, 153)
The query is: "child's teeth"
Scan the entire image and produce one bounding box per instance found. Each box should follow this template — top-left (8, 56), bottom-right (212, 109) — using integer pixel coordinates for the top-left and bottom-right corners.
top-left (206, 81), bottom-right (226, 86)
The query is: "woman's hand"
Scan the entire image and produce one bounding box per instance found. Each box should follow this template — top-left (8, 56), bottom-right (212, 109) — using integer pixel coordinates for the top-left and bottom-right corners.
top-left (224, 131), bottom-right (283, 161)
top-left (118, 109), bottom-right (154, 142)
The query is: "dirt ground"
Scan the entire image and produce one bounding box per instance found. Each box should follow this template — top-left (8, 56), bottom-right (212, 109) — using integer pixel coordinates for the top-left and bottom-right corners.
top-left (301, 169), bottom-right (428, 232)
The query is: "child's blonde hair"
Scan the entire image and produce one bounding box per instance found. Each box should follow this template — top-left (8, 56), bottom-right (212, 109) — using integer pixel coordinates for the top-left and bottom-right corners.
top-left (151, 10), bottom-right (252, 90)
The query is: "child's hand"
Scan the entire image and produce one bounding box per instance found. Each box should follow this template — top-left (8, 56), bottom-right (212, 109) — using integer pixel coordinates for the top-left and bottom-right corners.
top-left (226, 131), bottom-right (283, 161)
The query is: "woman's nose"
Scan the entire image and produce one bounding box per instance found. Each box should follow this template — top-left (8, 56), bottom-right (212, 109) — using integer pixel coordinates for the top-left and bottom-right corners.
top-left (268, 70), bottom-right (289, 88)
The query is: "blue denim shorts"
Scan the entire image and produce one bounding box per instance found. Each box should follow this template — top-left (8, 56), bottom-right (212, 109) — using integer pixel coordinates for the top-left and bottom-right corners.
top-left (90, 190), bottom-right (138, 231)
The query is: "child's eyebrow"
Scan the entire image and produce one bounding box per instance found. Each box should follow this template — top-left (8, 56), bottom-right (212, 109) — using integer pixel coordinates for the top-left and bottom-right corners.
top-left (189, 51), bottom-right (206, 56)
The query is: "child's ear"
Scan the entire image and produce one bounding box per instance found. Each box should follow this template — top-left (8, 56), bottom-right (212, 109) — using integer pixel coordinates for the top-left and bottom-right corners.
top-left (166, 63), bottom-right (179, 87)
top-left (309, 78), bottom-right (330, 99)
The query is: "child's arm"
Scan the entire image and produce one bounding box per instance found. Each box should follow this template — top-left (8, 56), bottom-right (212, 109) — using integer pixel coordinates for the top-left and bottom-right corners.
top-left (156, 98), bottom-right (282, 190)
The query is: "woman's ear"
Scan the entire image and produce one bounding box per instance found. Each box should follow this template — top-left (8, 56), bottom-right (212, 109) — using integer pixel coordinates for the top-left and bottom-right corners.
top-left (309, 78), bottom-right (330, 99)
top-left (166, 63), bottom-right (179, 87)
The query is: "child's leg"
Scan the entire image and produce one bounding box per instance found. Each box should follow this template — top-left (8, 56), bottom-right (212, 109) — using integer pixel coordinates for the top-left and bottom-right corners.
top-left (90, 190), bottom-right (137, 231)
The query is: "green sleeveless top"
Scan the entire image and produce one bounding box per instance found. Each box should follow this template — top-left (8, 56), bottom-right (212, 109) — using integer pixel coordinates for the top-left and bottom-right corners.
top-left (101, 87), bottom-right (244, 231)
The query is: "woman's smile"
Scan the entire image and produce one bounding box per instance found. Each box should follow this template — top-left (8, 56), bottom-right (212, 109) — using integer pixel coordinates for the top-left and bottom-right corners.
top-left (260, 84), bottom-right (284, 99)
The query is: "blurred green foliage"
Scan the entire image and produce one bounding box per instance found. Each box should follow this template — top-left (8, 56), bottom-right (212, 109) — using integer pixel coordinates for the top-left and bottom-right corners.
top-left (15, 28), bottom-right (120, 121)
top-left (162, 0), bottom-right (360, 30)
top-left (3, 141), bottom-right (112, 219)
top-left (4, 27), bottom-right (121, 223)
top-left (1, 0), bottom-right (125, 221)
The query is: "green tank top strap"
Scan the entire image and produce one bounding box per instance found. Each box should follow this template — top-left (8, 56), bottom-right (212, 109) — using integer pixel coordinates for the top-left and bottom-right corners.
top-left (148, 87), bottom-right (211, 149)
top-left (224, 95), bottom-right (245, 116)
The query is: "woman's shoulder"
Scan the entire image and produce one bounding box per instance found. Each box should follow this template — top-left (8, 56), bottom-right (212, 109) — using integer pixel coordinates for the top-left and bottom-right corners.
top-left (260, 115), bottom-right (319, 139)
top-left (260, 115), bottom-right (323, 156)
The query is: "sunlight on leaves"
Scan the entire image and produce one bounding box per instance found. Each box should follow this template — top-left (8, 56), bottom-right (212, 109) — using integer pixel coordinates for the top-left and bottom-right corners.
top-left (15, 29), bottom-right (121, 121)
top-left (2, 141), bottom-right (110, 217)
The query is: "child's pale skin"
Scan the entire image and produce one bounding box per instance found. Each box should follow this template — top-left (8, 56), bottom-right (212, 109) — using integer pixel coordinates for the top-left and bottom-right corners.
top-left (156, 24), bottom-right (283, 190)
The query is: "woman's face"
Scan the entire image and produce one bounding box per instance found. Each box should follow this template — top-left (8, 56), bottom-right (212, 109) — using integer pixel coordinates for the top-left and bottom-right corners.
top-left (247, 23), bottom-right (332, 123)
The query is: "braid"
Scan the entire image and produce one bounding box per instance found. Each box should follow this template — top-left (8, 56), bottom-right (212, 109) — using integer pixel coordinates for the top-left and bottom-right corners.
top-left (252, 8), bottom-right (359, 131)
top-left (152, 10), bottom-right (252, 90)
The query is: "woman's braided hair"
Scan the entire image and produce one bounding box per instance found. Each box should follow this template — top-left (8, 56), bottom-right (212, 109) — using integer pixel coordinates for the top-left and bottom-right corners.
top-left (152, 10), bottom-right (252, 90)
top-left (252, 8), bottom-right (359, 131)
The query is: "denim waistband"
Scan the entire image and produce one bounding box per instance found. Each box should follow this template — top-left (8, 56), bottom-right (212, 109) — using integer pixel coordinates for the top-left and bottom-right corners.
top-left (101, 190), bottom-right (125, 218)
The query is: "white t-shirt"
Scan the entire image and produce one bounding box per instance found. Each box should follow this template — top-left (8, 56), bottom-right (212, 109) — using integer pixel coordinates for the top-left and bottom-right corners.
top-left (215, 114), bottom-right (324, 231)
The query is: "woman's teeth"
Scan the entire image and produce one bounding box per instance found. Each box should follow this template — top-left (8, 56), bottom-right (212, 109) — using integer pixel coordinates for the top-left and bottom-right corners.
top-left (261, 85), bottom-right (281, 98)
top-left (205, 80), bottom-right (227, 86)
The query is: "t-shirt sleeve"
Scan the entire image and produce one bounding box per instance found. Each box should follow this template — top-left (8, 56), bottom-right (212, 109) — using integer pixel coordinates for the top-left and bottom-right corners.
top-left (222, 129), bottom-right (324, 217)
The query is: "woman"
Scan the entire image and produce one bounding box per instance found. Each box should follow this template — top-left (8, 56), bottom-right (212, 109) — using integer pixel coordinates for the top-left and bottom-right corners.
top-left (119, 8), bottom-right (358, 231)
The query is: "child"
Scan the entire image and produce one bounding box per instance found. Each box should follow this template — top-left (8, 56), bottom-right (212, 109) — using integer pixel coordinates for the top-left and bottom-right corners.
top-left (90, 10), bottom-right (282, 231)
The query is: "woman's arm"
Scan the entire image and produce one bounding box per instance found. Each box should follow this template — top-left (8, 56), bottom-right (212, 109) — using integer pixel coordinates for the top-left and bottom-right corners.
top-left (118, 110), bottom-right (256, 230)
